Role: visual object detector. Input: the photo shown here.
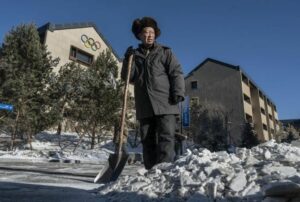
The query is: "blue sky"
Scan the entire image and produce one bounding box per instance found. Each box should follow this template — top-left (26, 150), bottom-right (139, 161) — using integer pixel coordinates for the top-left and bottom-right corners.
top-left (1, 0), bottom-right (299, 120)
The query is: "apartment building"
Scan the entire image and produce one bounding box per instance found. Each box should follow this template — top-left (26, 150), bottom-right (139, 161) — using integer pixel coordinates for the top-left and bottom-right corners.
top-left (185, 58), bottom-right (279, 146)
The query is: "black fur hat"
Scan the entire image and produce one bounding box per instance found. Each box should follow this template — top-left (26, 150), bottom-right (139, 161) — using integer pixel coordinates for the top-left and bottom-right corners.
top-left (131, 17), bottom-right (161, 40)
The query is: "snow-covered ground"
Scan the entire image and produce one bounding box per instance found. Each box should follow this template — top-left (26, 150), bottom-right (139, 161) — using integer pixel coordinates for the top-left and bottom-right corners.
top-left (0, 131), bottom-right (142, 163)
top-left (1, 131), bottom-right (300, 201)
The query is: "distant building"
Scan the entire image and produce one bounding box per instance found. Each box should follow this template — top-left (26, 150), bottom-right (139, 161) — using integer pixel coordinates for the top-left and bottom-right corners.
top-left (185, 58), bottom-right (279, 146)
top-left (280, 119), bottom-right (300, 130)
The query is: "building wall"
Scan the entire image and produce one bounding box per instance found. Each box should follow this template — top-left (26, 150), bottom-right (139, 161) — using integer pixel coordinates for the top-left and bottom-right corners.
top-left (186, 59), bottom-right (280, 146)
top-left (43, 26), bottom-right (134, 96)
top-left (44, 27), bottom-right (122, 75)
top-left (241, 81), bottom-right (252, 117)
top-left (239, 73), bottom-right (279, 142)
top-left (185, 61), bottom-right (245, 145)
top-left (249, 83), bottom-right (264, 140)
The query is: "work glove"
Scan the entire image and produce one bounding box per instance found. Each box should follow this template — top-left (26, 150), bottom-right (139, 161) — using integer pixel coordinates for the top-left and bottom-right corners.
top-left (124, 46), bottom-right (135, 59)
top-left (171, 95), bottom-right (184, 104)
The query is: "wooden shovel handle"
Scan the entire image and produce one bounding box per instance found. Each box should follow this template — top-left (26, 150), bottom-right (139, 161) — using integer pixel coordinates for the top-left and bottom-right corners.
top-left (118, 54), bottom-right (133, 154)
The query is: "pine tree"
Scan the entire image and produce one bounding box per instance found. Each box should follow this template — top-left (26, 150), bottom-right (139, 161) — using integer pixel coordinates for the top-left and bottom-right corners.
top-left (68, 50), bottom-right (123, 149)
top-left (190, 102), bottom-right (228, 151)
top-left (241, 122), bottom-right (259, 148)
top-left (47, 62), bottom-right (85, 137)
top-left (280, 125), bottom-right (299, 143)
top-left (0, 23), bottom-right (59, 149)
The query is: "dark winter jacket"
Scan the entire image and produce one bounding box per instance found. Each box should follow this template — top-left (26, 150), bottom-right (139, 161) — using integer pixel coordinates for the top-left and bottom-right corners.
top-left (121, 43), bottom-right (185, 120)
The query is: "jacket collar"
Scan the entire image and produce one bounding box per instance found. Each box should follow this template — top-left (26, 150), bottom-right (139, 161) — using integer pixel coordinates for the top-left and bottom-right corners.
top-left (135, 42), bottom-right (161, 59)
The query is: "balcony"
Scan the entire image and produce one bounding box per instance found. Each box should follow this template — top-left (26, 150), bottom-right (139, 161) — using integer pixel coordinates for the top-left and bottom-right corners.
top-left (242, 82), bottom-right (251, 97)
top-left (243, 101), bottom-right (253, 116)
top-left (259, 97), bottom-right (265, 107)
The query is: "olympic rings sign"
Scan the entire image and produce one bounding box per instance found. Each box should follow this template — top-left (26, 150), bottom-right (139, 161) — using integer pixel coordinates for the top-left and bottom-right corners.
top-left (81, 34), bottom-right (101, 51)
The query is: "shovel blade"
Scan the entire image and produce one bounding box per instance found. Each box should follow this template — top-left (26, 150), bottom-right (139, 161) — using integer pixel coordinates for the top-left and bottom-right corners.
top-left (94, 152), bottom-right (129, 183)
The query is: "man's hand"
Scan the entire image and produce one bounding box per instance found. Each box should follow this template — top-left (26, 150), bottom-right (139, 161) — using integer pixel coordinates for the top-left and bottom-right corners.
top-left (124, 46), bottom-right (135, 59)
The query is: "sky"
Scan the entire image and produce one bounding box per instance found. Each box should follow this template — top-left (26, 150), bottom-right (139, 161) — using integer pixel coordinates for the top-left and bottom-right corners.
top-left (0, 0), bottom-right (299, 120)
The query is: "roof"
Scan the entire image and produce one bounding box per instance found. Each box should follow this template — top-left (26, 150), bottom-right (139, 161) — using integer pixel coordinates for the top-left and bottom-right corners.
top-left (37, 22), bottom-right (121, 62)
top-left (185, 57), bottom-right (276, 105)
top-left (185, 58), bottom-right (240, 79)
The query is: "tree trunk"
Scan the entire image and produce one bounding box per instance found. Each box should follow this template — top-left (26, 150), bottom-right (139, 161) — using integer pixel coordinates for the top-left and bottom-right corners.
top-left (27, 131), bottom-right (33, 150)
top-left (73, 125), bottom-right (85, 153)
top-left (57, 123), bottom-right (62, 147)
top-left (90, 123), bottom-right (96, 149)
top-left (57, 102), bottom-right (66, 147)
top-left (56, 123), bottom-right (62, 136)
top-left (10, 110), bottom-right (20, 150)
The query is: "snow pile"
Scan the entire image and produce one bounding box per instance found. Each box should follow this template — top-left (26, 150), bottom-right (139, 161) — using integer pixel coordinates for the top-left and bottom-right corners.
top-left (98, 140), bottom-right (300, 201)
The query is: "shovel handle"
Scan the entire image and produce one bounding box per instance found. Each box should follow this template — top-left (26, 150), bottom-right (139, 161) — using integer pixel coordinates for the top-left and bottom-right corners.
top-left (118, 54), bottom-right (133, 154)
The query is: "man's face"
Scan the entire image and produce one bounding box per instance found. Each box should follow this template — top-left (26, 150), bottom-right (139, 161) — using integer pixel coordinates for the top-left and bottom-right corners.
top-left (138, 27), bottom-right (155, 47)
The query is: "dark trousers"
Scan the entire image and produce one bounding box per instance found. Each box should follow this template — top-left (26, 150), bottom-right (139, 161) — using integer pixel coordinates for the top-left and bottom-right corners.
top-left (139, 114), bottom-right (176, 169)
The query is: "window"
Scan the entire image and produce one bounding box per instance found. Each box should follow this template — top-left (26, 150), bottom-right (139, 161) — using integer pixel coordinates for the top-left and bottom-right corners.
top-left (261, 108), bottom-right (266, 115)
top-left (259, 91), bottom-right (264, 99)
top-left (69, 46), bottom-right (93, 66)
top-left (243, 94), bottom-right (251, 104)
top-left (191, 81), bottom-right (198, 90)
top-left (245, 113), bottom-right (253, 123)
top-left (242, 74), bottom-right (248, 85)
top-left (263, 124), bottom-right (267, 131)
top-left (268, 114), bottom-right (273, 121)
top-left (249, 81), bottom-right (256, 89)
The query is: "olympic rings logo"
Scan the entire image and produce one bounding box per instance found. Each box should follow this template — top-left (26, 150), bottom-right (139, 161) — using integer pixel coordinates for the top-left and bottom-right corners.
top-left (81, 34), bottom-right (101, 51)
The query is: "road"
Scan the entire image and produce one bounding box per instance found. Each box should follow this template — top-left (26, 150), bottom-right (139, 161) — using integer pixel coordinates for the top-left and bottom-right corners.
top-left (0, 159), bottom-right (142, 202)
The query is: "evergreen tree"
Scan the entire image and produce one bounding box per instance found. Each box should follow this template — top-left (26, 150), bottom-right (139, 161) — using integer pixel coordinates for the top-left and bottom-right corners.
top-left (0, 23), bottom-right (59, 149)
top-left (47, 62), bottom-right (85, 137)
top-left (190, 102), bottom-right (228, 151)
top-left (280, 125), bottom-right (299, 143)
top-left (68, 50), bottom-right (123, 149)
top-left (241, 122), bottom-right (259, 148)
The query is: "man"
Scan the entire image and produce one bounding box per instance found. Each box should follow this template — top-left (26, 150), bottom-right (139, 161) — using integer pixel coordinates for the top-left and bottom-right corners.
top-left (121, 17), bottom-right (185, 169)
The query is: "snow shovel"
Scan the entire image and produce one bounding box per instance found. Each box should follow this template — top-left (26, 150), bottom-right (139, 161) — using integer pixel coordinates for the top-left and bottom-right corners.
top-left (94, 54), bottom-right (133, 183)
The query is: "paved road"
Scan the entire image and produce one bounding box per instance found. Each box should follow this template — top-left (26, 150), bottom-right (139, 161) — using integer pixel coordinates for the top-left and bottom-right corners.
top-left (0, 159), bottom-right (142, 202)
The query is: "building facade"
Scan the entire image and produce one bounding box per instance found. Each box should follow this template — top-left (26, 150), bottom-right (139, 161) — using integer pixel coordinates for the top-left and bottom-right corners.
top-left (185, 58), bottom-right (279, 146)
top-left (38, 22), bottom-right (121, 71)
top-left (38, 22), bottom-right (134, 95)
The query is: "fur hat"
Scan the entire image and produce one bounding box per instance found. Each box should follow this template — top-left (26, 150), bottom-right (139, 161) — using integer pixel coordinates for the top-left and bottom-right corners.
top-left (131, 17), bottom-right (161, 40)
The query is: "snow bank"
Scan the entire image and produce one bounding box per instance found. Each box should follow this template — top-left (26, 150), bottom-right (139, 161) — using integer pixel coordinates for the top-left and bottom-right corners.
top-left (97, 140), bottom-right (300, 201)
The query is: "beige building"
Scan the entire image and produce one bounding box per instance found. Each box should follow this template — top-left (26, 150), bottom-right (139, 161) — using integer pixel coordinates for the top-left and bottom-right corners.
top-left (38, 22), bottom-right (134, 95)
top-left (38, 22), bottom-right (120, 71)
top-left (185, 58), bottom-right (279, 145)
